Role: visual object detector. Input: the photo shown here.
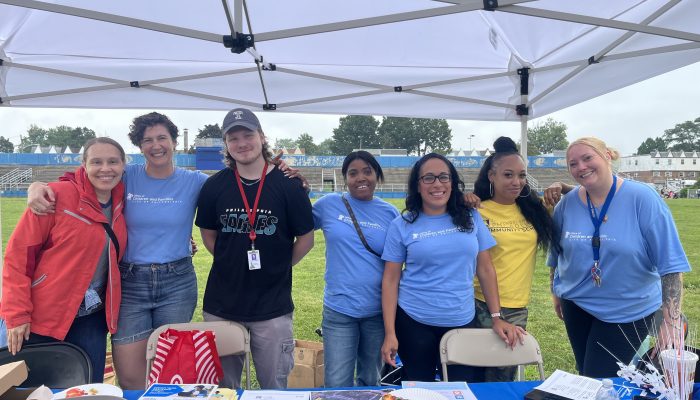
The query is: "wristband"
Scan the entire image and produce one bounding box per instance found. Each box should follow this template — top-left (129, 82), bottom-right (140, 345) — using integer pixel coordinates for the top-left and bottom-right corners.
top-left (490, 312), bottom-right (502, 319)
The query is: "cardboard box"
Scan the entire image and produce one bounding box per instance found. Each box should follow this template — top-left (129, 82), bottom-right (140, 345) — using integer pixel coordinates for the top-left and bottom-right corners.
top-left (287, 340), bottom-right (324, 388)
top-left (0, 361), bottom-right (28, 399)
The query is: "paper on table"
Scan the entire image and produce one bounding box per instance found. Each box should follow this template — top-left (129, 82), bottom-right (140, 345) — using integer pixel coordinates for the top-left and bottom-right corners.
top-left (534, 370), bottom-right (602, 400)
top-left (238, 391), bottom-right (310, 400)
top-left (401, 381), bottom-right (477, 400)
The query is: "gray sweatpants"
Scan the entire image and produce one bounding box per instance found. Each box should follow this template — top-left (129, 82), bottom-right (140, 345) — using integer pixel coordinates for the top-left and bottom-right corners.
top-left (203, 311), bottom-right (295, 389)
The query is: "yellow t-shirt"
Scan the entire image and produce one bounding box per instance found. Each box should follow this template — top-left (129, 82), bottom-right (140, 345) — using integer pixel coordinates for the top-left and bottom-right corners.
top-left (473, 200), bottom-right (538, 308)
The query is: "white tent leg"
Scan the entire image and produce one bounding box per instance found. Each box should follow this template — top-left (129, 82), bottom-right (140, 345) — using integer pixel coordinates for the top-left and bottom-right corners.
top-left (520, 116), bottom-right (528, 159)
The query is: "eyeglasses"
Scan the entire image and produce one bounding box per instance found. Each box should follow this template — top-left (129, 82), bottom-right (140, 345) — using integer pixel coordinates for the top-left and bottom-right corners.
top-left (419, 173), bottom-right (451, 184)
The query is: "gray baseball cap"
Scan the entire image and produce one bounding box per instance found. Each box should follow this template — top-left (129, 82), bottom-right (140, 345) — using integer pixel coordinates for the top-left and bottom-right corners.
top-left (221, 108), bottom-right (262, 137)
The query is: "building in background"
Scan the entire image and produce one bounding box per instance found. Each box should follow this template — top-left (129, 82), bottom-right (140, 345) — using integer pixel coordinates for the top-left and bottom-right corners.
top-left (619, 150), bottom-right (699, 192)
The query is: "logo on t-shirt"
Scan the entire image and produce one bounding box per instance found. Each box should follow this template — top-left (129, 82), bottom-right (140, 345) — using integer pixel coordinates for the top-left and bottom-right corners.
top-left (337, 214), bottom-right (385, 231)
top-left (564, 231), bottom-right (616, 243)
top-left (411, 227), bottom-right (461, 240)
top-left (220, 208), bottom-right (278, 235)
top-left (126, 192), bottom-right (182, 204)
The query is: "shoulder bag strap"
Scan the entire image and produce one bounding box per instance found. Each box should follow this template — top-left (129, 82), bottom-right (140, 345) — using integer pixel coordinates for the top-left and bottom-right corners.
top-left (341, 195), bottom-right (382, 258)
top-left (102, 223), bottom-right (120, 259)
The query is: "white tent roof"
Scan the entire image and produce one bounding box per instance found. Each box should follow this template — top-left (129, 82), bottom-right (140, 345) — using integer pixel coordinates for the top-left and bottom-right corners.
top-left (1, 1), bottom-right (699, 123)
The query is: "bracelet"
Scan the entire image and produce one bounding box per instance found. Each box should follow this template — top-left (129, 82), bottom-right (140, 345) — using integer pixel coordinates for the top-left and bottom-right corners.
top-left (490, 312), bottom-right (502, 319)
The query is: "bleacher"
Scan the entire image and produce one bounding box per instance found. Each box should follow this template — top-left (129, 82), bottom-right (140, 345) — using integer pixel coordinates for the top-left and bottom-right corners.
top-left (290, 166), bottom-right (574, 195)
top-left (1, 152), bottom-right (574, 197)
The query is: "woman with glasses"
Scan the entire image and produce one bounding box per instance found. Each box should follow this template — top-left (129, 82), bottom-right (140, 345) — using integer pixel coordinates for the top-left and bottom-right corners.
top-left (547, 137), bottom-right (690, 378)
top-left (467, 137), bottom-right (559, 382)
top-left (380, 153), bottom-right (524, 382)
top-left (312, 151), bottom-right (399, 387)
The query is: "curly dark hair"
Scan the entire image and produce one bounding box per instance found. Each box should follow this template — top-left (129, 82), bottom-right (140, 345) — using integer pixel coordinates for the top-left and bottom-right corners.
top-left (128, 112), bottom-right (179, 146)
top-left (222, 129), bottom-right (274, 169)
top-left (403, 153), bottom-right (473, 232)
top-left (473, 136), bottom-right (559, 252)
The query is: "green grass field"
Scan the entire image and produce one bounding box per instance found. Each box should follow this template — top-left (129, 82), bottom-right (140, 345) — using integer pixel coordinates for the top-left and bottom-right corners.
top-left (1, 197), bottom-right (698, 381)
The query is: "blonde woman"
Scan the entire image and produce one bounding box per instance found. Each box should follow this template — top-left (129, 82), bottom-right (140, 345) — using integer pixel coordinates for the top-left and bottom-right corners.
top-left (547, 137), bottom-right (690, 378)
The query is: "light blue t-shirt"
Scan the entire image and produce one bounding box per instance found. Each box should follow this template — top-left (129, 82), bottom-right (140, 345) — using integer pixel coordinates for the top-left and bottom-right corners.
top-left (313, 193), bottom-right (399, 318)
top-left (382, 211), bottom-right (496, 327)
top-left (547, 180), bottom-right (691, 323)
top-left (123, 164), bottom-right (208, 264)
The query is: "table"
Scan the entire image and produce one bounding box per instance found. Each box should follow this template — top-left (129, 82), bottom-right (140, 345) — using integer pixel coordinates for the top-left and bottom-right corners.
top-left (123, 381), bottom-right (700, 400)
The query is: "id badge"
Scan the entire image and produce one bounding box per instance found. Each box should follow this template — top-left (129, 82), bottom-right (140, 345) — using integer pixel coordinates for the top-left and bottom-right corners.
top-left (248, 249), bottom-right (262, 270)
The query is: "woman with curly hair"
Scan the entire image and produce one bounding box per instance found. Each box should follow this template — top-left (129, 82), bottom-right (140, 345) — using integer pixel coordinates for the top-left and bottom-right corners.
top-left (380, 153), bottom-right (524, 382)
top-left (469, 136), bottom-right (559, 382)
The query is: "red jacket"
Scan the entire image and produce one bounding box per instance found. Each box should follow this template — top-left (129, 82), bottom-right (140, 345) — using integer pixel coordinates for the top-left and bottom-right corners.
top-left (1, 167), bottom-right (126, 340)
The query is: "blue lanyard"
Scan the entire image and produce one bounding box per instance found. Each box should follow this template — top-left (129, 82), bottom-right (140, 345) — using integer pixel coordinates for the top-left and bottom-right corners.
top-left (585, 175), bottom-right (617, 286)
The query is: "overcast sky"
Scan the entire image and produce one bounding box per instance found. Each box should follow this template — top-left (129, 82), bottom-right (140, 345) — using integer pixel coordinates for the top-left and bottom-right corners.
top-left (1, 62), bottom-right (698, 156)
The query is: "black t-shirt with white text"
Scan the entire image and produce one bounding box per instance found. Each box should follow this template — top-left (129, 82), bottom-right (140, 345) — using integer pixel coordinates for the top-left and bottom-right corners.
top-left (195, 166), bottom-right (313, 321)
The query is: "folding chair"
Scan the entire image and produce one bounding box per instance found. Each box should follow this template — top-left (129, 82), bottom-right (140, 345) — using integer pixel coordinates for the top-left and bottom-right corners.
top-left (0, 342), bottom-right (92, 387)
top-left (439, 328), bottom-right (544, 382)
top-left (145, 321), bottom-right (251, 389)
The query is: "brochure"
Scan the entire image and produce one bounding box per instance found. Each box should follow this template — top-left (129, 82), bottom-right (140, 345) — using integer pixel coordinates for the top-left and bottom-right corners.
top-left (400, 381), bottom-right (476, 400)
top-left (139, 384), bottom-right (219, 400)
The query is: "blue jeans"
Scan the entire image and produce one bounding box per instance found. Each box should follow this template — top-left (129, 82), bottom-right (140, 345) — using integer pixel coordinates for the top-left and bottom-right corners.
top-left (322, 305), bottom-right (384, 387)
top-left (203, 311), bottom-right (295, 389)
top-left (111, 257), bottom-right (197, 344)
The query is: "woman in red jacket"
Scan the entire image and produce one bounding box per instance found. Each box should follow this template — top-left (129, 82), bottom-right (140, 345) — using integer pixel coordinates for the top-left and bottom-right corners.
top-left (0, 137), bottom-right (127, 383)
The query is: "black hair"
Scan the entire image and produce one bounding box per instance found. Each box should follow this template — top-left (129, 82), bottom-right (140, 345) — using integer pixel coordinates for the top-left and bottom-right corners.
top-left (341, 151), bottom-right (385, 183)
top-left (403, 153), bottom-right (473, 232)
top-left (473, 136), bottom-right (559, 252)
top-left (128, 112), bottom-right (179, 146)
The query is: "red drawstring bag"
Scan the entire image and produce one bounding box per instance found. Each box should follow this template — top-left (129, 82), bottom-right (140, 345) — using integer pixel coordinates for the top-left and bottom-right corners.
top-left (148, 329), bottom-right (223, 385)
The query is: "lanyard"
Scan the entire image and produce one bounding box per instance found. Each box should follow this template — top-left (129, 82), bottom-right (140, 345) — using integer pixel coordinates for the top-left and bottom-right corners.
top-left (234, 163), bottom-right (269, 249)
top-left (585, 174), bottom-right (617, 286)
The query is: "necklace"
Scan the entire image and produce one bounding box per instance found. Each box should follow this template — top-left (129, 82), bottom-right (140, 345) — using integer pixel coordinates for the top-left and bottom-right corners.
top-left (240, 177), bottom-right (261, 186)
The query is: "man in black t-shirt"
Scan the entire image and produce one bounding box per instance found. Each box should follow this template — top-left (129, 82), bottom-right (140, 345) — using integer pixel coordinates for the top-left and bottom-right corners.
top-left (196, 108), bottom-right (314, 389)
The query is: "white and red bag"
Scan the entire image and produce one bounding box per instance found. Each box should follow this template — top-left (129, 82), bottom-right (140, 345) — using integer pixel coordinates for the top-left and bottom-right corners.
top-left (148, 329), bottom-right (223, 385)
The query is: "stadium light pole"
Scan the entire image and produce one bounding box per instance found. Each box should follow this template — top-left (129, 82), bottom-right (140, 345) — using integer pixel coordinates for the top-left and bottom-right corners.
top-left (468, 134), bottom-right (475, 151)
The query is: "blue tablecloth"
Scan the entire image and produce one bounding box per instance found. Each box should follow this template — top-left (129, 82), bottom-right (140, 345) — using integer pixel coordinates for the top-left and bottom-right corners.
top-left (123, 381), bottom-right (700, 400)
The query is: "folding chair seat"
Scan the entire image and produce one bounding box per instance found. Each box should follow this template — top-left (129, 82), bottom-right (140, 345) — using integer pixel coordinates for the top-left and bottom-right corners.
top-left (0, 342), bottom-right (92, 387)
top-left (439, 328), bottom-right (544, 382)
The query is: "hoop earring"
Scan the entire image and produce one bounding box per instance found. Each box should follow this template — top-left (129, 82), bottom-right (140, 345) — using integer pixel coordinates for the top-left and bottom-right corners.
top-left (489, 182), bottom-right (494, 197)
top-left (519, 184), bottom-right (532, 198)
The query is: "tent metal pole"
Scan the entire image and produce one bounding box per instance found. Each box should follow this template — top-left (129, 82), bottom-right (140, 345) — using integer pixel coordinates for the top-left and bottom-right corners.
top-left (254, 0), bottom-right (531, 42)
top-left (520, 117), bottom-right (528, 160)
top-left (501, 3), bottom-right (700, 43)
top-left (0, 0), bottom-right (221, 42)
top-left (529, 0), bottom-right (681, 107)
top-left (234, 0), bottom-right (243, 33)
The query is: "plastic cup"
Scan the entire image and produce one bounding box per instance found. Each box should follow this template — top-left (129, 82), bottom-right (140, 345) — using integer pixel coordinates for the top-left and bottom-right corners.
top-left (660, 349), bottom-right (698, 400)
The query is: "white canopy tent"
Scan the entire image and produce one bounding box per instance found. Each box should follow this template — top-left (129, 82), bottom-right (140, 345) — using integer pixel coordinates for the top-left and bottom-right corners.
top-left (1, 0), bottom-right (699, 155)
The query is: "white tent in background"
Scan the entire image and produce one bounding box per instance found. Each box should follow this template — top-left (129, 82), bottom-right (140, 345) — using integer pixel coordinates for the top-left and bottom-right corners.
top-left (0, 1), bottom-right (699, 155)
top-left (62, 146), bottom-right (73, 154)
top-left (48, 145), bottom-right (58, 154)
top-left (78, 146), bottom-right (85, 154)
top-left (33, 146), bottom-right (42, 154)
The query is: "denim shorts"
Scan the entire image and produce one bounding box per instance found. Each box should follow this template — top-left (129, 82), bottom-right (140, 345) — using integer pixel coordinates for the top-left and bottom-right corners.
top-left (111, 256), bottom-right (197, 345)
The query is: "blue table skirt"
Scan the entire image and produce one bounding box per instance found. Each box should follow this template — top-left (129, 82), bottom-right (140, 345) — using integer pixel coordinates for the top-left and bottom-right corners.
top-left (122, 381), bottom-right (700, 400)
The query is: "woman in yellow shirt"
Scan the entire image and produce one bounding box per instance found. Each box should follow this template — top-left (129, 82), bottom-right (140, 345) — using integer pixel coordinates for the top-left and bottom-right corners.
top-left (470, 137), bottom-right (559, 382)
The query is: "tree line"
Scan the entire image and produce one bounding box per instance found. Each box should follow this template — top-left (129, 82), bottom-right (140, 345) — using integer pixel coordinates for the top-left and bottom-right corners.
top-left (198, 116), bottom-right (453, 156)
top-left (636, 117), bottom-right (700, 154)
top-left (6, 115), bottom-right (699, 156)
